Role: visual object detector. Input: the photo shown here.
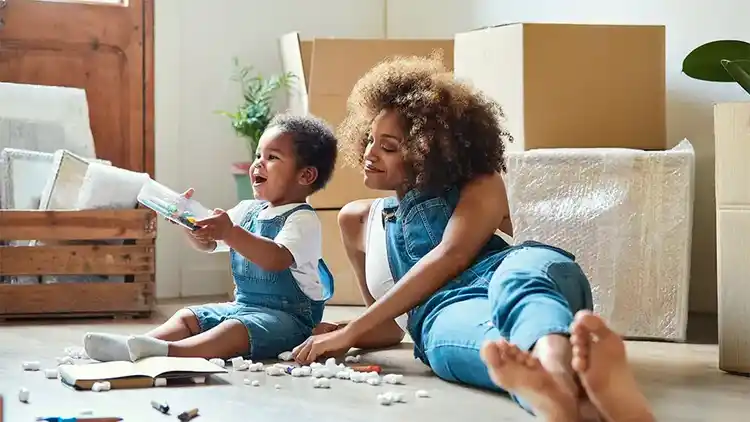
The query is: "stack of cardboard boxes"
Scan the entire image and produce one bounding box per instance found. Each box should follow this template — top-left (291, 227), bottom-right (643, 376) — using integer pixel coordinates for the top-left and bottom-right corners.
top-left (279, 26), bottom-right (693, 342)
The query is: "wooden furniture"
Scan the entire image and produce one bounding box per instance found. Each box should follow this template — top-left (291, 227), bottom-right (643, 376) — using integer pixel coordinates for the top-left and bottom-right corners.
top-left (714, 102), bottom-right (750, 375)
top-left (0, 209), bottom-right (156, 320)
top-left (0, 0), bottom-right (155, 319)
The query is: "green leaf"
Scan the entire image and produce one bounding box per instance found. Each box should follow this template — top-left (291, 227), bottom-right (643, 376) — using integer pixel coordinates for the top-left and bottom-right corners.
top-left (683, 40), bottom-right (750, 82)
top-left (721, 59), bottom-right (750, 95)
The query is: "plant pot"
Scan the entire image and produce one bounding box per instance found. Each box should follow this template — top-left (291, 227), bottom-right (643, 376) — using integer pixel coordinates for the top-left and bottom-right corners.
top-left (231, 162), bottom-right (254, 201)
top-left (715, 101), bottom-right (750, 375)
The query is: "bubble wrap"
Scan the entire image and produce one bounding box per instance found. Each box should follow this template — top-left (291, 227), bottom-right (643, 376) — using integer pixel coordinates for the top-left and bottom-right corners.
top-left (505, 139), bottom-right (695, 340)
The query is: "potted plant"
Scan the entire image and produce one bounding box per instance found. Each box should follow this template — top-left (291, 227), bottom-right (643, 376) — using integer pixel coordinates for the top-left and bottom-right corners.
top-left (683, 40), bottom-right (750, 376)
top-left (219, 57), bottom-right (295, 200)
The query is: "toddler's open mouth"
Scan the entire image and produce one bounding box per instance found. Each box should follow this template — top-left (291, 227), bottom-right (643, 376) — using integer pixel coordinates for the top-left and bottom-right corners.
top-left (253, 174), bottom-right (267, 186)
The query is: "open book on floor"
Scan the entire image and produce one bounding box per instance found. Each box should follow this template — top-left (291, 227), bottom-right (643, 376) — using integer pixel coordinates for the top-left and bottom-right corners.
top-left (59, 356), bottom-right (228, 390)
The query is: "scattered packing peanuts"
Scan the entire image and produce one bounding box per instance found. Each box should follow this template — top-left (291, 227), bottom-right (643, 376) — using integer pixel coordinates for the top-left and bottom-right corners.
top-left (154, 378), bottom-right (167, 387)
top-left (209, 358), bottom-right (225, 368)
top-left (344, 355), bottom-right (361, 363)
top-left (22, 361), bottom-right (40, 371)
top-left (278, 351), bottom-right (294, 361)
top-left (382, 374), bottom-right (404, 385)
top-left (415, 390), bottom-right (430, 398)
top-left (18, 387), bottom-right (30, 403)
top-left (311, 368), bottom-right (335, 379)
top-left (311, 378), bottom-right (331, 389)
top-left (43, 368), bottom-right (59, 379)
top-left (91, 381), bottom-right (111, 392)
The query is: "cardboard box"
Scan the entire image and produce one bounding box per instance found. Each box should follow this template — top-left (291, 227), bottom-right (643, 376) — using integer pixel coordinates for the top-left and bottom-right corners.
top-left (454, 23), bottom-right (666, 152)
top-left (505, 140), bottom-right (695, 341)
top-left (318, 210), bottom-right (365, 306)
top-left (714, 102), bottom-right (750, 374)
top-left (279, 32), bottom-right (454, 209)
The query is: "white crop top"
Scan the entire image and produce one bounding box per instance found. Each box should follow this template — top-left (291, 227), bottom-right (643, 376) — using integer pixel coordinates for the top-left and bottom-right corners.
top-left (365, 198), bottom-right (409, 332)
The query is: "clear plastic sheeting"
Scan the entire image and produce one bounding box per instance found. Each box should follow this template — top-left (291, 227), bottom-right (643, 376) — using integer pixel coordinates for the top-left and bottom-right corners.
top-left (505, 140), bottom-right (695, 341)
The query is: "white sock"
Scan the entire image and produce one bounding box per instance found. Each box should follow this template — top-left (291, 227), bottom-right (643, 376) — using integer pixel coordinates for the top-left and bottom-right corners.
top-left (83, 332), bottom-right (131, 362)
top-left (126, 335), bottom-right (169, 361)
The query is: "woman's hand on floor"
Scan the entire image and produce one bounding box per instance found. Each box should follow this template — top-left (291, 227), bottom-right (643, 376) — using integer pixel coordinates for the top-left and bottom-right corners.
top-left (292, 328), bottom-right (356, 364)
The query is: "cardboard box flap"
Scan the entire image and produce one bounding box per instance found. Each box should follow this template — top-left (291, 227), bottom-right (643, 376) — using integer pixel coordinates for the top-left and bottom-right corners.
top-left (308, 39), bottom-right (454, 97)
top-left (279, 32), bottom-right (309, 116)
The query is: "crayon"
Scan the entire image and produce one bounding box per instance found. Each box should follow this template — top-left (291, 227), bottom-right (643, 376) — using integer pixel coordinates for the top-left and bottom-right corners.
top-left (350, 365), bottom-right (381, 373)
top-left (177, 408), bottom-right (199, 422)
top-left (150, 400), bottom-right (169, 414)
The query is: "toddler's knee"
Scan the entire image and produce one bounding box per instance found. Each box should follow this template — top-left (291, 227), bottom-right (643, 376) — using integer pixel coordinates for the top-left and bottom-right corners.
top-left (176, 308), bottom-right (201, 335)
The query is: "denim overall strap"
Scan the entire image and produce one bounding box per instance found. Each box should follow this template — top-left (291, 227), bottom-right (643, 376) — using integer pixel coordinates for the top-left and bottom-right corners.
top-left (229, 201), bottom-right (325, 328)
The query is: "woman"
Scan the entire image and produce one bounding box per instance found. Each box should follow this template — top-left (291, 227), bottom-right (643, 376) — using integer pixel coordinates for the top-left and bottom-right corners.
top-left (293, 55), bottom-right (654, 422)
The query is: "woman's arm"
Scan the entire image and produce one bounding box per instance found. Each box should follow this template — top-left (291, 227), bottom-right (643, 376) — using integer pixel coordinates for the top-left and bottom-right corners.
top-left (343, 172), bottom-right (510, 340)
top-left (335, 200), bottom-right (405, 349)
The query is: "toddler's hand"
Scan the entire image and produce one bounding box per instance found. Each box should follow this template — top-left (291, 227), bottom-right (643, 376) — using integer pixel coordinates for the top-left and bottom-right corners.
top-left (194, 209), bottom-right (233, 241)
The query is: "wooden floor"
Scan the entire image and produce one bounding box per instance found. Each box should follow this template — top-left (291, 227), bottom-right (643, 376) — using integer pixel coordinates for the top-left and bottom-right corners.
top-left (1, 298), bottom-right (749, 421)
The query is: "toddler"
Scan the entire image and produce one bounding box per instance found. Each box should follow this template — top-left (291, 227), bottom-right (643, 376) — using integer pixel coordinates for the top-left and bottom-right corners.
top-left (84, 113), bottom-right (338, 361)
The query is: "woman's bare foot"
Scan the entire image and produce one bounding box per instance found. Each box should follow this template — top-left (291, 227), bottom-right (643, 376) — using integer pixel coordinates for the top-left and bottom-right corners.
top-left (570, 311), bottom-right (655, 422)
top-left (481, 339), bottom-right (579, 422)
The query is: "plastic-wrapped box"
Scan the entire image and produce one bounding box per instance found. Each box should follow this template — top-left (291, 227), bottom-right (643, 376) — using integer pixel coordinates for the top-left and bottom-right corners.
top-left (504, 140), bottom-right (695, 340)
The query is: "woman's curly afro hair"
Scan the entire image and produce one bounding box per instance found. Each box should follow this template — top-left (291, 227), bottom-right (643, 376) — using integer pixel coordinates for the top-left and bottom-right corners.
top-left (338, 52), bottom-right (513, 194)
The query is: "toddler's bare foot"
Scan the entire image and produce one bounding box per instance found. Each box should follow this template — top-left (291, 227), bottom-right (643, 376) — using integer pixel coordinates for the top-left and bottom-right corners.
top-left (481, 339), bottom-right (578, 422)
top-left (570, 311), bottom-right (655, 422)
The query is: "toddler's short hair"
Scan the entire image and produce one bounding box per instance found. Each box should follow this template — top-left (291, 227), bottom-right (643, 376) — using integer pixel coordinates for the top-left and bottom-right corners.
top-left (268, 113), bottom-right (338, 192)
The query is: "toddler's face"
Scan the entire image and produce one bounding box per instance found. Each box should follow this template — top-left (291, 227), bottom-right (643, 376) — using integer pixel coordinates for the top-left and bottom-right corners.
top-left (250, 127), bottom-right (304, 204)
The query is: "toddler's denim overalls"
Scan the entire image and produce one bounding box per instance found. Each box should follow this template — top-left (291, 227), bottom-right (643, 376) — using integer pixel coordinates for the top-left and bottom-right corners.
top-left (189, 201), bottom-right (334, 360)
top-left (381, 187), bottom-right (592, 413)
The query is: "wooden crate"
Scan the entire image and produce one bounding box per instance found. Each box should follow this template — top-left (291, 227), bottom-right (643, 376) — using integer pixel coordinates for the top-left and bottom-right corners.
top-left (0, 209), bottom-right (156, 320)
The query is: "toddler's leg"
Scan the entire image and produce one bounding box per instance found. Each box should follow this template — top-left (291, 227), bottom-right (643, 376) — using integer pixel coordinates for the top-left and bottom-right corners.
top-left (145, 308), bottom-right (201, 341)
top-left (127, 321), bottom-right (250, 361)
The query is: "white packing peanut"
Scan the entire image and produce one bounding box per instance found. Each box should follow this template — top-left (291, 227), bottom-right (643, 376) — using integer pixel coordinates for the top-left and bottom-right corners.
top-left (18, 387), bottom-right (30, 403)
top-left (383, 374), bottom-right (404, 385)
top-left (43, 368), bottom-right (59, 379)
top-left (366, 372), bottom-right (380, 382)
top-left (273, 363), bottom-right (289, 369)
top-left (344, 355), bottom-right (358, 363)
top-left (366, 378), bottom-right (381, 386)
top-left (274, 384), bottom-right (282, 390)
top-left (278, 351), bottom-right (294, 361)
top-left (415, 389), bottom-right (430, 398)
top-left (377, 393), bottom-right (393, 406)
top-left (350, 372), bottom-right (365, 383)
top-left (232, 357), bottom-right (248, 371)
top-left (209, 358), bottom-right (225, 368)
top-left (299, 366), bottom-right (312, 376)
top-left (248, 362), bottom-right (264, 372)
top-left (91, 382), bottom-right (110, 392)
top-left (325, 357), bottom-right (337, 368)
top-left (251, 380), bottom-right (260, 387)
top-left (56, 356), bottom-right (74, 366)
top-left (290, 368), bottom-right (305, 377)
top-left (243, 378), bottom-right (252, 385)
top-left (230, 356), bottom-right (244, 367)
top-left (265, 367), bottom-right (284, 377)
top-left (192, 377), bottom-right (206, 384)
top-left (392, 392), bottom-right (405, 403)
top-left (22, 361), bottom-right (40, 371)
top-left (312, 378), bottom-right (331, 389)
top-left (310, 362), bottom-right (324, 369)
top-left (154, 378), bottom-right (167, 387)
top-left (335, 371), bottom-right (351, 380)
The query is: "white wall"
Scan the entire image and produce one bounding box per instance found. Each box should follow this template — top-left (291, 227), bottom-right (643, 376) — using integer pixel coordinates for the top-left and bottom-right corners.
top-left (157, 0), bottom-right (748, 313)
top-left (387, 0), bottom-right (750, 314)
top-left (154, 0), bottom-right (386, 299)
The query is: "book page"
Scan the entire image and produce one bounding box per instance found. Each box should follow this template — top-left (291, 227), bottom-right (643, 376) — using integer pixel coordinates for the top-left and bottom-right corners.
top-left (59, 361), bottom-right (144, 382)
top-left (134, 356), bottom-right (227, 378)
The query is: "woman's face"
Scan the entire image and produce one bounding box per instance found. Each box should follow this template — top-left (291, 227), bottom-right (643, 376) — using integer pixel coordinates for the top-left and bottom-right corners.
top-left (363, 109), bottom-right (408, 193)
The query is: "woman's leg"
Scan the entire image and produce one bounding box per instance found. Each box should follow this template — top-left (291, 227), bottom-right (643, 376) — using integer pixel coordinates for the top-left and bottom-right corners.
top-left (421, 298), bottom-right (577, 421)
top-left (570, 311), bottom-right (655, 422)
top-left (485, 244), bottom-right (595, 418)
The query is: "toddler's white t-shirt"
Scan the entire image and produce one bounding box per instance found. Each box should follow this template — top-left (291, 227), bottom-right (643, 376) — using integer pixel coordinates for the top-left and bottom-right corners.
top-left (211, 200), bottom-right (325, 301)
